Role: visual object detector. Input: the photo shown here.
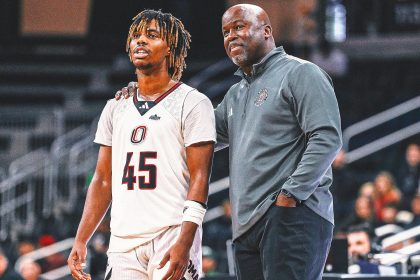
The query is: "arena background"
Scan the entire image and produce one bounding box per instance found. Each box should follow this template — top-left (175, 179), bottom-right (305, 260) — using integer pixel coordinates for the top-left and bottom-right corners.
top-left (0, 0), bottom-right (419, 279)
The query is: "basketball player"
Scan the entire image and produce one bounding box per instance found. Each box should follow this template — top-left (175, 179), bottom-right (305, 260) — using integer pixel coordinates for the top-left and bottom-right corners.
top-left (68, 10), bottom-right (215, 280)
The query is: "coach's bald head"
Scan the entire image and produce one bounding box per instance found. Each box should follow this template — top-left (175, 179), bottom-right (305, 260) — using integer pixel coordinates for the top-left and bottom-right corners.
top-left (222, 4), bottom-right (275, 74)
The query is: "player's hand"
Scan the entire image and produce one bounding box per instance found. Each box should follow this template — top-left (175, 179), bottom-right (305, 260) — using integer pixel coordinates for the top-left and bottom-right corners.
top-left (158, 241), bottom-right (190, 280)
top-left (68, 242), bottom-right (91, 280)
top-left (275, 193), bottom-right (297, 207)
top-left (115, 81), bottom-right (137, 100)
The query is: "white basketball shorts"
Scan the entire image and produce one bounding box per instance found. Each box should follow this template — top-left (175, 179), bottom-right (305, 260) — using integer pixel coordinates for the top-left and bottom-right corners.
top-left (104, 225), bottom-right (202, 280)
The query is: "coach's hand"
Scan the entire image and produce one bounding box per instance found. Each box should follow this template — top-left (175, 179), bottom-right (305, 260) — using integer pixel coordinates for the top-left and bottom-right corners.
top-left (158, 241), bottom-right (190, 280)
top-left (115, 81), bottom-right (137, 100)
top-left (68, 241), bottom-right (91, 280)
top-left (276, 193), bottom-right (297, 207)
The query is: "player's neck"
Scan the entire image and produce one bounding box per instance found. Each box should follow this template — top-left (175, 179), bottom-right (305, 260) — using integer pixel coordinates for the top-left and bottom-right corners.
top-left (136, 70), bottom-right (174, 98)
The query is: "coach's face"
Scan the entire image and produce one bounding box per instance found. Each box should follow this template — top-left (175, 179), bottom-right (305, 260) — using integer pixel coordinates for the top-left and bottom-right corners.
top-left (129, 20), bottom-right (170, 72)
top-left (222, 6), bottom-right (267, 72)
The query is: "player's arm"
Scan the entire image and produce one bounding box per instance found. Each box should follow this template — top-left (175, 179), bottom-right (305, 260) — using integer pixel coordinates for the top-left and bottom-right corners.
top-left (159, 141), bottom-right (214, 280)
top-left (214, 94), bottom-right (230, 152)
top-left (68, 145), bottom-right (112, 280)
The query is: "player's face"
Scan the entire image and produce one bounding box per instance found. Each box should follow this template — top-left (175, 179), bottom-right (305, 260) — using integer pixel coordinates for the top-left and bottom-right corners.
top-left (129, 20), bottom-right (170, 72)
top-left (222, 7), bottom-right (266, 70)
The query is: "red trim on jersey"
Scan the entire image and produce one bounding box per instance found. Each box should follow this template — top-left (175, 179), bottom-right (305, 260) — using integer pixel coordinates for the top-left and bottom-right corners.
top-left (154, 82), bottom-right (182, 103)
top-left (134, 82), bottom-right (182, 104)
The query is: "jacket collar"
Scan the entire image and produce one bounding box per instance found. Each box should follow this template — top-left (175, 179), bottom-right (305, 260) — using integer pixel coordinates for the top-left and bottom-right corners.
top-left (234, 46), bottom-right (286, 80)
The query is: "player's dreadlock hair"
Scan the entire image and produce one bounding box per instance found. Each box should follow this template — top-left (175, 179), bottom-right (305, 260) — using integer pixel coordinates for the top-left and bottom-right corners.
top-left (126, 9), bottom-right (191, 81)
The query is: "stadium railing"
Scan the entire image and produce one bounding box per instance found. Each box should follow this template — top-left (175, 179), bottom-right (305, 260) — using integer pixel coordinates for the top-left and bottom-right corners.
top-left (0, 149), bottom-right (50, 240)
top-left (381, 225), bottom-right (420, 250)
top-left (0, 125), bottom-right (93, 241)
top-left (49, 126), bottom-right (94, 213)
top-left (343, 95), bottom-right (420, 163)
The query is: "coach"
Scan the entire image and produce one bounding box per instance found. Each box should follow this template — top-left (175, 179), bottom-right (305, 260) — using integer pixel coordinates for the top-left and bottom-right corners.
top-left (214, 4), bottom-right (342, 280)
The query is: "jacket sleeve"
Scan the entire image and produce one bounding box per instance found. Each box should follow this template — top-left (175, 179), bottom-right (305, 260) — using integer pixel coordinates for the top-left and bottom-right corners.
top-left (281, 62), bottom-right (343, 201)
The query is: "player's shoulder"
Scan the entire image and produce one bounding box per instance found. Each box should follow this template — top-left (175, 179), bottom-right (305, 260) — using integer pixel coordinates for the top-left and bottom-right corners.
top-left (180, 83), bottom-right (210, 104)
top-left (103, 96), bottom-right (132, 114)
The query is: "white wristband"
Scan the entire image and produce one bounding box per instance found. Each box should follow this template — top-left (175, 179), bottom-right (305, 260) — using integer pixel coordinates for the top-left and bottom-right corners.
top-left (182, 200), bottom-right (207, 226)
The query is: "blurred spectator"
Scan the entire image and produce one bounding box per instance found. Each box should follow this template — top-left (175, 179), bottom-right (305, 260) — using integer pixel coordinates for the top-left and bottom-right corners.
top-left (37, 235), bottom-right (66, 273)
top-left (347, 225), bottom-right (372, 261)
top-left (359, 182), bottom-right (375, 200)
top-left (395, 143), bottom-right (420, 210)
top-left (310, 39), bottom-right (348, 77)
top-left (203, 200), bottom-right (232, 274)
top-left (338, 196), bottom-right (377, 233)
top-left (406, 195), bottom-right (420, 230)
top-left (347, 225), bottom-right (379, 274)
top-left (38, 235), bottom-right (54, 248)
top-left (330, 149), bottom-right (367, 228)
top-left (373, 172), bottom-right (401, 222)
top-left (202, 246), bottom-right (219, 277)
top-left (89, 233), bottom-right (108, 279)
top-left (16, 241), bottom-right (35, 257)
top-left (380, 203), bottom-right (401, 226)
top-left (204, 199), bottom-right (232, 252)
top-left (0, 247), bottom-right (23, 280)
top-left (89, 217), bottom-right (109, 279)
top-left (6, 240), bottom-right (37, 266)
top-left (18, 259), bottom-right (42, 280)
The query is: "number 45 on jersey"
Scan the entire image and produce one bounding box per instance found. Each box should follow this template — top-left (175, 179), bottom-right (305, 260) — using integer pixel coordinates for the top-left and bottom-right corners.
top-left (122, 152), bottom-right (157, 190)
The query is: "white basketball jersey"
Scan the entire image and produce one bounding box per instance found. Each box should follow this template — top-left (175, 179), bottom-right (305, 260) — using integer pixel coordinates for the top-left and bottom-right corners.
top-left (94, 82), bottom-right (216, 252)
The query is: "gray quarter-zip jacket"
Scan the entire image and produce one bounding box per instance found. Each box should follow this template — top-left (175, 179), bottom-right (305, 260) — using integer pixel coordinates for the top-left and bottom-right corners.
top-left (215, 47), bottom-right (342, 241)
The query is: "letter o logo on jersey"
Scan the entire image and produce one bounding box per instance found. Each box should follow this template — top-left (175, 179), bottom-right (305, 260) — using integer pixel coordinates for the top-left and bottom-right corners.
top-left (131, 126), bottom-right (147, 144)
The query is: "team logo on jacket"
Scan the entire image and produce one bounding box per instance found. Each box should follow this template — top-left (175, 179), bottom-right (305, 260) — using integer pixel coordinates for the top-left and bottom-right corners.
top-left (254, 88), bottom-right (268, 106)
top-left (131, 125), bottom-right (147, 144)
